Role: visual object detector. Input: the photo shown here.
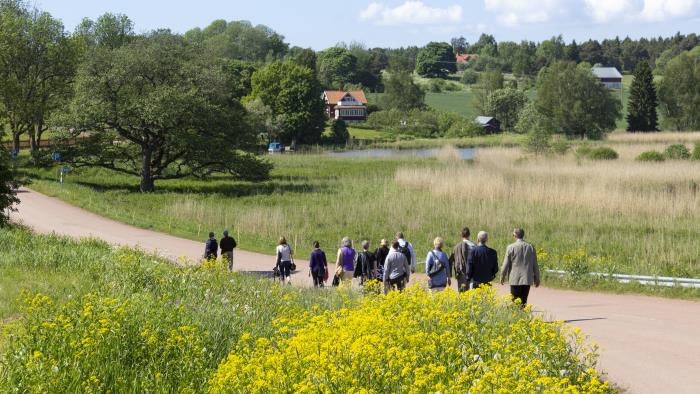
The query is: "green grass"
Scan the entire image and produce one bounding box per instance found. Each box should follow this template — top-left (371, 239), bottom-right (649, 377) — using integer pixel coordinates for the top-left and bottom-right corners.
top-left (348, 127), bottom-right (391, 140)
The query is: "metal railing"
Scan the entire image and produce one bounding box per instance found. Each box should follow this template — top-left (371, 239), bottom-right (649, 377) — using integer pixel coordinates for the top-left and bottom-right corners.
top-left (546, 269), bottom-right (700, 289)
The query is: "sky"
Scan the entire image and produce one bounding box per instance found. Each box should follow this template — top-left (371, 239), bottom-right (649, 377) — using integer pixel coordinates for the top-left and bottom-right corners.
top-left (36, 0), bottom-right (700, 49)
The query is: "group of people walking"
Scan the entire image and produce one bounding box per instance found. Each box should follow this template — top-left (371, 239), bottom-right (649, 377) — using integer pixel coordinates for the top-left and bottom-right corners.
top-left (204, 230), bottom-right (238, 271)
top-left (296, 227), bottom-right (541, 307)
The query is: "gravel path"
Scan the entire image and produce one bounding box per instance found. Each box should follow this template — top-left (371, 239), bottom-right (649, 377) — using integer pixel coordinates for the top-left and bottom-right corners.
top-left (12, 188), bottom-right (700, 393)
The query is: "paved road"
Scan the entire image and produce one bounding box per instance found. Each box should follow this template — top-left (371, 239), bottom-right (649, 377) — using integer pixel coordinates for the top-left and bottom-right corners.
top-left (11, 188), bottom-right (700, 393)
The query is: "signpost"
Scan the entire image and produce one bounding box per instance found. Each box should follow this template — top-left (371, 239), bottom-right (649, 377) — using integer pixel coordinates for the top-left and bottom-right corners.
top-left (59, 165), bottom-right (70, 185)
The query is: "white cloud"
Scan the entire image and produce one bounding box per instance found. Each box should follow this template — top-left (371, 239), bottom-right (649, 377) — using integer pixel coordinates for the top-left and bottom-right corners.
top-left (641, 0), bottom-right (697, 21)
top-left (584, 0), bottom-right (637, 22)
top-left (359, 1), bottom-right (463, 26)
top-left (484, 0), bottom-right (565, 26)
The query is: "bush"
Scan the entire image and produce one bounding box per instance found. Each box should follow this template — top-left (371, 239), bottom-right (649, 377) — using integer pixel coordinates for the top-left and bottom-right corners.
top-left (692, 142), bottom-right (700, 161)
top-left (461, 69), bottom-right (478, 85)
top-left (550, 138), bottom-right (571, 155)
top-left (636, 150), bottom-right (666, 162)
top-left (664, 144), bottom-right (690, 160)
top-left (577, 146), bottom-right (618, 160)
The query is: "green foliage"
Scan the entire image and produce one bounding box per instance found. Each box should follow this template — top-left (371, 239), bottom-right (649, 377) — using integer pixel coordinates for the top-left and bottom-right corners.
top-left (74, 13), bottom-right (134, 50)
top-left (249, 60), bottom-right (326, 144)
top-left (63, 31), bottom-right (269, 192)
top-left (626, 60), bottom-right (659, 132)
top-left (658, 52), bottom-right (700, 130)
top-left (381, 70), bottom-right (425, 111)
top-left (636, 151), bottom-right (665, 162)
top-left (317, 47), bottom-right (358, 89)
top-left (515, 101), bottom-right (554, 135)
top-left (328, 119), bottom-right (350, 144)
top-left (535, 61), bottom-right (621, 139)
top-left (415, 42), bottom-right (456, 78)
top-left (460, 69), bottom-right (478, 85)
top-left (287, 47), bottom-right (317, 72)
top-left (184, 20), bottom-right (288, 62)
top-left (523, 127), bottom-right (552, 155)
top-left (367, 109), bottom-right (470, 138)
top-left (586, 147), bottom-right (619, 160)
top-left (549, 138), bottom-right (571, 155)
top-left (0, 147), bottom-right (18, 226)
top-left (474, 70), bottom-right (504, 114)
top-left (664, 144), bottom-right (690, 160)
top-left (485, 88), bottom-right (528, 130)
top-left (691, 142), bottom-right (700, 161)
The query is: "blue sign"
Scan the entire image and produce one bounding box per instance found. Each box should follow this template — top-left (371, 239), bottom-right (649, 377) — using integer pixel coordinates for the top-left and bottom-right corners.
top-left (51, 152), bottom-right (61, 162)
top-left (61, 166), bottom-right (71, 174)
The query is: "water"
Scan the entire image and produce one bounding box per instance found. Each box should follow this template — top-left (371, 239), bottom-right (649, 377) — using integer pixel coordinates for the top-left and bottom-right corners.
top-left (328, 148), bottom-right (475, 160)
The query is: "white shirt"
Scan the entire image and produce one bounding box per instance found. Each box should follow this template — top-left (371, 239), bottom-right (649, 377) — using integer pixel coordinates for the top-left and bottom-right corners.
top-left (276, 244), bottom-right (293, 262)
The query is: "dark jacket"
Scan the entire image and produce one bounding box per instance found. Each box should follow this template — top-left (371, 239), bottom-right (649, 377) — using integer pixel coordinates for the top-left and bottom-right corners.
top-left (309, 249), bottom-right (327, 273)
top-left (354, 250), bottom-right (376, 279)
top-left (467, 244), bottom-right (498, 284)
top-left (374, 246), bottom-right (390, 280)
top-left (220, 236), bottom-right (237, 252)
top-left (204, 238), bottom-right (218, 259)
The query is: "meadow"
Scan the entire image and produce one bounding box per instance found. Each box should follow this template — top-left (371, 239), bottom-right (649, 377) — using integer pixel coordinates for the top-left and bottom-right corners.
top-left (0, 227), bottom-right (608, 392)
top-left (25, 137), bottom-right (700, 285)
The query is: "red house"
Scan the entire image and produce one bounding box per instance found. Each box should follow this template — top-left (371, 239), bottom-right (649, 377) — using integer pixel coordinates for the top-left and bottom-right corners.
top-left (323, 90), bottom-right (368, 123)
top-left (456, 53), bottom-right (480, 64)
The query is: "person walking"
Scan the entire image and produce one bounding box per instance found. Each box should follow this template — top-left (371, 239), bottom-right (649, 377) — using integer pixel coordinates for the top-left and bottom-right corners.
top-left (220, 230), bottom-right (237, 272)
top-left (500, 228), bottom-right (540, 307)
top-left (449, 227), bottom-right (475, 292)
top-left (335, 237), bottom-right (356, 284)
top-left (396, 232), bottom-right (416, 274)
top-left (354, 240), bottom-right (376, 285)
top-left (374, 239), bottom-right (390, 282)
top-left (383, 240), bottom-right (410, 293)
top-left (276, 237), bottom-right (294, 285)
top-left (467, 231), bottom-right (498, 290)
top-left (426, 237), bottom-right (451, 292)
top-left (204, 232), bottom-right (218, 261)
top-left (309, 241), bottom-right (328, 288)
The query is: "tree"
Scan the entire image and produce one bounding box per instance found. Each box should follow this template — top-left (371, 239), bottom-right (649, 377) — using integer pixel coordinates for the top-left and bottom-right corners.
top-left (658, 51), bottom-right (700, 130)
top-left (249, 61), bottom-right (326, 144)
top-left (61, 31), bottom-right (269, 192)
top-left (382, 69), bottom-right (425, 111)
top-left (535, 61), bottom-right (621, 139)
top-left (317, 47), bottom-right (357, 89)
top-left (190, 20), bottom-right (288, 62)
top-left (536, 35), bottom-right (566, 67)
top-left (287, 47), bottom-right (317, 72)
top-left (485, 88), bottom-right (527, 130)
top-left (328, 119), bottom-right (349, 144)
top-left (0, 0), bottom-right (76, 152)
top-left (415, 42), bottom-right (456, 78)
top-left (0, 143), bottom-right (19, 226)
top-left (74, 13), bottom-right (134, 50)
top-left (626, 61), bottom-right (659, 132)
top-left (473, 70), bottom-right (504, 114)
top-left (451, 36), bottom-right (469, 54)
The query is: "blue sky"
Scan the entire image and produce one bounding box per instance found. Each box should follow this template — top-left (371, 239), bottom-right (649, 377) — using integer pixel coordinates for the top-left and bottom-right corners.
top-left (37, 0), bottom-right (700, 49)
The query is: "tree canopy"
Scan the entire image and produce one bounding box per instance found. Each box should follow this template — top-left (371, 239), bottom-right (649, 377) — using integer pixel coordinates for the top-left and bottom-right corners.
top-left (317, 47), bottom-right (358, 89)
top-left (658, 51), bottom-right (700, 131)
top-left (382, 69), bottom-right (425, 111)
top-left (485, 88), bottom-right (528, 130)
top-left (535, 61), bottom-right (621, 139)
top-left (415, 42), bottom-right (456, 78)
top-left (61, 31), bottom-right (269, 192)
top-left (626, 61), bottom-right (658, 132)
top-left (185, 20), bottom-right (288, 62)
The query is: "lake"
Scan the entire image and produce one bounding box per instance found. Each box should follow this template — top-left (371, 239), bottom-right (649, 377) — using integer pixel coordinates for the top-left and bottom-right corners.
top-left (328, 148), bottom-right (475, 160)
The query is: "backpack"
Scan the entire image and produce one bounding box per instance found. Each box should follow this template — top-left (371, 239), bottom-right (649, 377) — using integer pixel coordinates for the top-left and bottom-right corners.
top-left (397, 243), bottom-right (412, 266)
top-left (427, 251), bottom-right (446, 278)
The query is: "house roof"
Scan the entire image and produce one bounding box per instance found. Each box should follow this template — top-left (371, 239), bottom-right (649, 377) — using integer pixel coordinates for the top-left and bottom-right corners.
top-left (475, 116), bottom-right (496, 125)
top-left (324, 90), bottom-right (368, 105)
top-left (591, 67), bottom-right (622, 79)
top-left (456, 53), bottom-right (479, 64)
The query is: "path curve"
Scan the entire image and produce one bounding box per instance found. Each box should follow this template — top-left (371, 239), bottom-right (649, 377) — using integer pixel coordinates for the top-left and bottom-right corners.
top-left (11, 188), bottom-right (700, 393)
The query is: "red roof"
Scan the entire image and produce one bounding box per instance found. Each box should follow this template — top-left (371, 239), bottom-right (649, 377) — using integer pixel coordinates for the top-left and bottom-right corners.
top-left (324, 90), bottom-right (368, 105)
top-left (456, 53), bottom-right (479, 64)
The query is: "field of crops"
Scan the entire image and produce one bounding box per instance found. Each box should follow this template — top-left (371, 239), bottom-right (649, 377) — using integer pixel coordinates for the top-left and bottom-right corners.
top-left (0, 227), bottom-right (608, 392)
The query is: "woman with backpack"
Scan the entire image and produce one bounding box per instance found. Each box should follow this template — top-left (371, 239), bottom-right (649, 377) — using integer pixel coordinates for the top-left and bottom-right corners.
top-left (425, 237), bottom-right (451, 292)
top-left (276, 237), bottom-right (294, 285)
top-left (334, 237), bottom-right (356, 285)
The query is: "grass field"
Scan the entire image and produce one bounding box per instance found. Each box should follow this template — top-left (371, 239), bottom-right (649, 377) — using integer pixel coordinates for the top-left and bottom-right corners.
top-left (24, 139), bottom-right (700, 286)
top-left (0, 227), bottom-right (608, 392)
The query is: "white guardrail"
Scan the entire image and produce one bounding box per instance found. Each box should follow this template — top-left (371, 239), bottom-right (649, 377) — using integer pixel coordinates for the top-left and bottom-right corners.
top-left (546, 270), bottom-right (700, 289)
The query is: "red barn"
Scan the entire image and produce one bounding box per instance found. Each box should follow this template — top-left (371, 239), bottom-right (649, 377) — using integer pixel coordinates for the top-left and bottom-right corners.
top-left (323, 90), bottom-right (368, 123)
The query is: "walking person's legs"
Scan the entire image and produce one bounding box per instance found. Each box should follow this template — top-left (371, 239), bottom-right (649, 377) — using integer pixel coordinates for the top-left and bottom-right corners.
top-left (281, 261), bottom-right (292, 284)
top-left (226, 251), bottom-right (234, 272)
top-left (457, 274), bottom-right (469, 292)
top-left (510, 285), bottom-right (531, 307)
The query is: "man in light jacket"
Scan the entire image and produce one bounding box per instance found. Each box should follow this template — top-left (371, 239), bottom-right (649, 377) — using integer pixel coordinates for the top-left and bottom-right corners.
top-left (500, 228), bottom-right (540, 307)
top-left (384, 240), bottom-right (410, 293)
top-left (449, 227), bottom-right (475, 292)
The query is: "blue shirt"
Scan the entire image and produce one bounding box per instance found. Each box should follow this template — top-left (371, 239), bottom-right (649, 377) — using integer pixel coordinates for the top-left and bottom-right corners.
top-left (425, 249), bottom-right (450, 288)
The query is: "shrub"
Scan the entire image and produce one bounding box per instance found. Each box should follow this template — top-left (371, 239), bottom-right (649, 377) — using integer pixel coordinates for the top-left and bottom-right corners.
top-left (461, 69), bottom-right (478, 85)
top-left (636, 150), bottom-right (666, 162)
top-left (550, 138), bottom-right (571, 155)
top-left (209, 287), bottom-right (608, 393)
top-left (587, 147), bottom-right (618, 160)
top-left (692, 142), bottom-right (700, 161)
top-left (664, 144), bottom-right (690, 160)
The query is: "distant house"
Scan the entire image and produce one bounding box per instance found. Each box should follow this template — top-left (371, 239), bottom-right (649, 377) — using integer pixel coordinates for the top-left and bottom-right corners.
top-left (475, 116), bottom-right (501, 134)
top-left (322, 90), bottom-right (368, 123)
top-left (592, 67), bottom-right (623, 89)
top-left (456, 53), bottom-right (480, 65)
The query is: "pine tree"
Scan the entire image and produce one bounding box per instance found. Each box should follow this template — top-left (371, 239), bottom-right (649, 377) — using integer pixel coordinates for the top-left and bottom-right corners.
top-left (627, 60), bottom-right (659, 132)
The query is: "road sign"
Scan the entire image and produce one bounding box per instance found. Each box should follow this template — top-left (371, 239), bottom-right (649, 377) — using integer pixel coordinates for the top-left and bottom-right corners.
top-left (51, 152), bottom-right (61, 162)
top-left (62, 166), bottom-right (71, 174)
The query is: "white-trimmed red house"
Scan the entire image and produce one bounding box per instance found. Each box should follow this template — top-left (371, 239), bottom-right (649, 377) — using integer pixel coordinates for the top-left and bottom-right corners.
top-left (323, 90), bottom-right (368, 123)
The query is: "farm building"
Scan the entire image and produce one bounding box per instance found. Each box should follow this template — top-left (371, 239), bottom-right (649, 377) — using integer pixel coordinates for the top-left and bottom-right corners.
top-left (592, 66), bottom-right (623, 89)
top-left (323, 90), bottom-right (368, 123)
top-left (456, 53), bottom-right (479, 64)
top-left (475, 116), bottom-right (501, 134)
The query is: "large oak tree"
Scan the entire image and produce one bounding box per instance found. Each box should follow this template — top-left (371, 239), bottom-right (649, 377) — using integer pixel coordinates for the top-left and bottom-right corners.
top-left (62, 31), bottom-right (270, 192)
